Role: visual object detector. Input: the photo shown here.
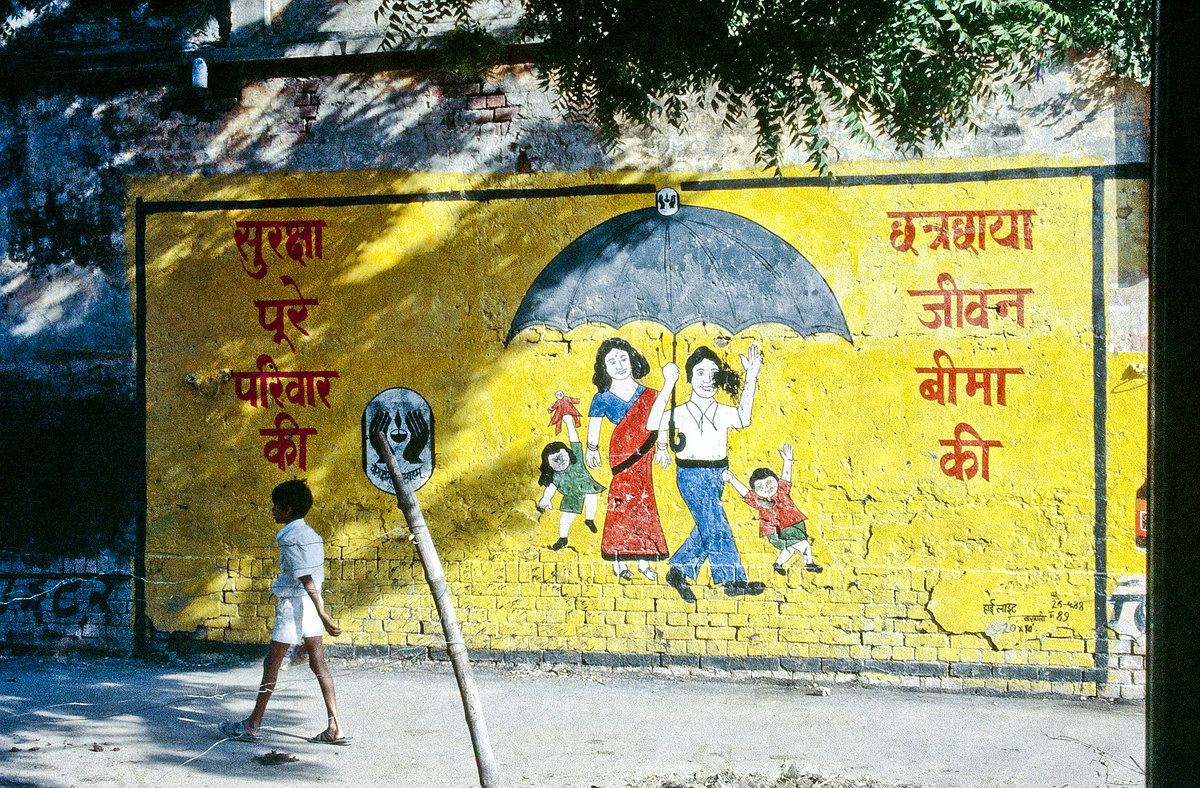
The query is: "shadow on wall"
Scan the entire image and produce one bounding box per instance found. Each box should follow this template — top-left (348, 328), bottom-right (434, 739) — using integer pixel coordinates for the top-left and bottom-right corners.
top-left (0, 372), bottom-right (139, 559)
top-left (138, 170), bottom-right (653, 635)
top-left (0, 0), bottom-right (611, 562)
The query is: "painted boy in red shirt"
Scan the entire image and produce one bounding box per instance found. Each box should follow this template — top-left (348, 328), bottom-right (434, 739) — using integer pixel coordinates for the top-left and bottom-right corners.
top-left (724, 443), bottom-right (823, 576)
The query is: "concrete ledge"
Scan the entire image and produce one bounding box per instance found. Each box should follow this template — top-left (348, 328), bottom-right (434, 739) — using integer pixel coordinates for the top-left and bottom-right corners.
top-left (581, 652), bottom-right (660, 668)
top-left (502, 650), bottom-right (545, 664)
top-left (324, 644), bottom-right (423, 659)
top-left (950, 663), bottom-right (995, 678)
top-left (700, 656), bottom-right (781, 672)
top-left (779, 657), bottom-right (823, 672)
top-left (821, 658), bottom-right (866, 673)
top-left (63, 639), bottom-right (1116, 699)
top-left (864, 660), bottom-right (948, 677)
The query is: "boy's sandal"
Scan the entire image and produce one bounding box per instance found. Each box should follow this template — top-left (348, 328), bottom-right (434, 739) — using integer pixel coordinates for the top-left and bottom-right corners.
top-left (218, 719), bottom-right (263, 742)
top-left (309, 730), bottom-right (353, 746)
top-left (618, 569), bottom-right (635, 581)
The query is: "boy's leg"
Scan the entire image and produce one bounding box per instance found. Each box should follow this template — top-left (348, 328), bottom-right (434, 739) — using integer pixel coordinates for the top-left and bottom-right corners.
top-left (304, 635), bottom-right (345, 739)
top-left (797, 539), bottom-right (815, 564)
top-left (244, 641), bottom-right (290, 733)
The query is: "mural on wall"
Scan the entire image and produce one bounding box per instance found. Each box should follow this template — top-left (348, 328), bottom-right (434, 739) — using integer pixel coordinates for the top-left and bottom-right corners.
top-left (1107, 358), bottom-right (1149, 642)
top-left (133, 162), bottom-right (1147, 691)
top-left (536, 397), bottom-right (604, 550)
top-left (649, 343), bottom-right (765, 601)
top-left (507, 188), bottom-right (852, 597)
top-left (725, 442), bottom-right (824, 577)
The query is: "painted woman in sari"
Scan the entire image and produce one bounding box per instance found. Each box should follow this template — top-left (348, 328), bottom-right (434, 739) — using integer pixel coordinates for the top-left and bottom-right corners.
top-left (585, 338), bottom-right (671, 581)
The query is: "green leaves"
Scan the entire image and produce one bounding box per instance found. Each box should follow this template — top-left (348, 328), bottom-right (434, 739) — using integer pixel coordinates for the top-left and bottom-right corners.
top-left (378, 0), bottom-right (1150, 173)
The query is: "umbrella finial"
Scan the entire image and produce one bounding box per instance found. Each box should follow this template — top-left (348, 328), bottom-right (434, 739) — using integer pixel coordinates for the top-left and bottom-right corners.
top-left (655, 187), bottom-right (680, 217)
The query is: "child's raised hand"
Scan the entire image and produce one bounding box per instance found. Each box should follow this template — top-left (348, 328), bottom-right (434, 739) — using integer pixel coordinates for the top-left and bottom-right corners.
top-left (721, 469), bottom-right (734, 484)
top-left (662, 362), bottom-right (680, 386)
top-left (779, 443), bottom-right (794, 462)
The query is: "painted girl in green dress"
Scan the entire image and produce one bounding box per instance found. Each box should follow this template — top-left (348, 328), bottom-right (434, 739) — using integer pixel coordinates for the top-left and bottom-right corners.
top-left (537, 413), bottom-right (605, 550)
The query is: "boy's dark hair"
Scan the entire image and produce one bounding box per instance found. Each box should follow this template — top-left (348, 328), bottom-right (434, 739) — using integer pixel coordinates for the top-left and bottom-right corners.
top-left (538, 441), bottom-right (574, 487)
top-left (748, 467), bottom-right (778, 490)
top-left (592, 337), bottom-right (651, 392)
top-left (272, 479), bottom-right (314, 518)
top-left (684, 345), bottom-right (742, 397)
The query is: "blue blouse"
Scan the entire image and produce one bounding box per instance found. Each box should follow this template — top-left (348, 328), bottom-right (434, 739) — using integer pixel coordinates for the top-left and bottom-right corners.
top-left (588, 385), bottom-right (646, 424)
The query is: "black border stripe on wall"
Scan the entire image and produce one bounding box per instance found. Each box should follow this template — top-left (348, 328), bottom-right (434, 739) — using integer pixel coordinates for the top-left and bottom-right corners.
top-left (138, 182), bottom-right (659, 216)
top-left (680, 163), bottom-right (1150, 191)
top-left (134, 165), bottom-right (1145, 683)
top-left (133, 198), bottom-right (148, 656)
top-left (1091, 179), bottom-right (1111, 676)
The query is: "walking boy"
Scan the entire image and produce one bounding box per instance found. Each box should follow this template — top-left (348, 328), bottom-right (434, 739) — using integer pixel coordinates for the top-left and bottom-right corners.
top-left (723, 443), bottom-right (824, 576)
top-left (219, 480), bottom-right (351, 745)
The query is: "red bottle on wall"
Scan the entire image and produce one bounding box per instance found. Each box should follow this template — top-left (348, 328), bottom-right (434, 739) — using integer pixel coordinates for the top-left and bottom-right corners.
top-left (1135, 478), bottom-right (1148, 551)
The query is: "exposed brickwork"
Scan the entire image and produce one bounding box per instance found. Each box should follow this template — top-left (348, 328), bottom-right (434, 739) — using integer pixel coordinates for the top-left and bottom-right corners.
top-left (0, 555), bottom-right (133, 653)
top-left (291, 78), bottom-right (322, 144)
top-left (199, 546), bottom-right (1128, 697)
top-left (431, 79), bottom-right (520, 132)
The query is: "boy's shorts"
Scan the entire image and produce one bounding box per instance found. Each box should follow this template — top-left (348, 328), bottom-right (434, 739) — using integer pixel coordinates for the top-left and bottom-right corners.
top-left (272, 594), bottom-right (323, 645)
top-left (767, 524), bottom-right (810, 551)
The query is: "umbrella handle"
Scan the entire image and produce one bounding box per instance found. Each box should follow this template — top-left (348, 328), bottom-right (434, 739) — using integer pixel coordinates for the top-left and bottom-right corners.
top-left (667, 384), bottom-right (686, 452)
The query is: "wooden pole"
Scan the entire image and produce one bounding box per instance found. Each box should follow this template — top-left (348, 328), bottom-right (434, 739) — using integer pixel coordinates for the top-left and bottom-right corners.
top-left (369, 429), bottom-right (501, 788)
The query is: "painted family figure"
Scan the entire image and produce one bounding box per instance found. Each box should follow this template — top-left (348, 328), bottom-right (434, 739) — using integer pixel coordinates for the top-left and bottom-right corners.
top-left (647, 344), bottom-right (767, 602)
top-left (537, 412), bottom-right (605, 550)
top-left (585, 338), bottom-right (671, 581)
top-left (725, 442), bottom-right (824, 576)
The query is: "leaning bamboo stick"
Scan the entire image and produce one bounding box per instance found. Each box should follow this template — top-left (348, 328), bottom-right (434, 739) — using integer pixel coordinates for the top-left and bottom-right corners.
top-left (369, 428), bottom-right (501, 788)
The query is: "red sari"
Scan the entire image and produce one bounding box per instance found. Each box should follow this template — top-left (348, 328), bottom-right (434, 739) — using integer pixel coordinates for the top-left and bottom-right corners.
top-left (600, 387), bottom-right (669, 560)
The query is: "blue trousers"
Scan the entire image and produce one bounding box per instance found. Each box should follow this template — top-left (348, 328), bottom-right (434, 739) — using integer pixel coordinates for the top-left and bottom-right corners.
top-left (669, 466), bottom-right (747, 585)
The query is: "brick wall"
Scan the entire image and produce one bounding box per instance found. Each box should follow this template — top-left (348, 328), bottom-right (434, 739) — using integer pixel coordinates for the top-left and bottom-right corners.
top-left (0, 51), bottom-right (1151, 702)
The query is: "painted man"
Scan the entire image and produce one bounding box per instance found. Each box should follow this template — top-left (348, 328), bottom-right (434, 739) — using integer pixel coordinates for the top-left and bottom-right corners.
top-left (647, 344), bottom-right (766, 602)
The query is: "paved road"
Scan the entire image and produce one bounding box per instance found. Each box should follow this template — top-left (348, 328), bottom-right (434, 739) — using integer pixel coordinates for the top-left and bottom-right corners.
top-left (0, 655), bottom-right (1143, 787)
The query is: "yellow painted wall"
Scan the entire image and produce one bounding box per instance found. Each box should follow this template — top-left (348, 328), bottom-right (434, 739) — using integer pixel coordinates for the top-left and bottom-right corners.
top-left (130, 157), bottom-right (1147, 691)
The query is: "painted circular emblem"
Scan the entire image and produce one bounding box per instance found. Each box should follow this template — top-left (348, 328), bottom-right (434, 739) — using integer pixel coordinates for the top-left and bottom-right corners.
top-left (361, 387), bottom-right (435, 493)
top-left (655, 187), bottom-right (680, 217)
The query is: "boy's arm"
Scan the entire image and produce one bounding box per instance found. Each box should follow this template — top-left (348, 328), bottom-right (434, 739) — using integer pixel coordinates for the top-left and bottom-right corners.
top-left (722, 469), bottom-right (751, 497)
top-left (300, 575), bottom-right (341, 637)
top-left (780, 442), bottom-right (794, 483)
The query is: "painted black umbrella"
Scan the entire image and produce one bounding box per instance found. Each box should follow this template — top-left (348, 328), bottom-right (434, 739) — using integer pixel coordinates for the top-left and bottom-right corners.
top-left (506, 190), bottom-right (853, 449)
top-left (505, 192), bottom-right (852, 344)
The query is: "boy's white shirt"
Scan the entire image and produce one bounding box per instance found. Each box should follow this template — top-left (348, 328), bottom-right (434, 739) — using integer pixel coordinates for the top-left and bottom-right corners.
top-left (273, 517), bottom-right (325, 598)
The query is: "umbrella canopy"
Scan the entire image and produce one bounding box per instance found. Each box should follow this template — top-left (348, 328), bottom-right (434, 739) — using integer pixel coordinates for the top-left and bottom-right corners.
top-left (506, 199), bottom-right (852, 344)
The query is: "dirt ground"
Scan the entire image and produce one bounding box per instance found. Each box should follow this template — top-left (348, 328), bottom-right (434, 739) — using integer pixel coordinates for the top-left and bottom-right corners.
top-left (0, 654), bottom-right (1143, 787)
top-left (629, 771), bottom-right (919, 787)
